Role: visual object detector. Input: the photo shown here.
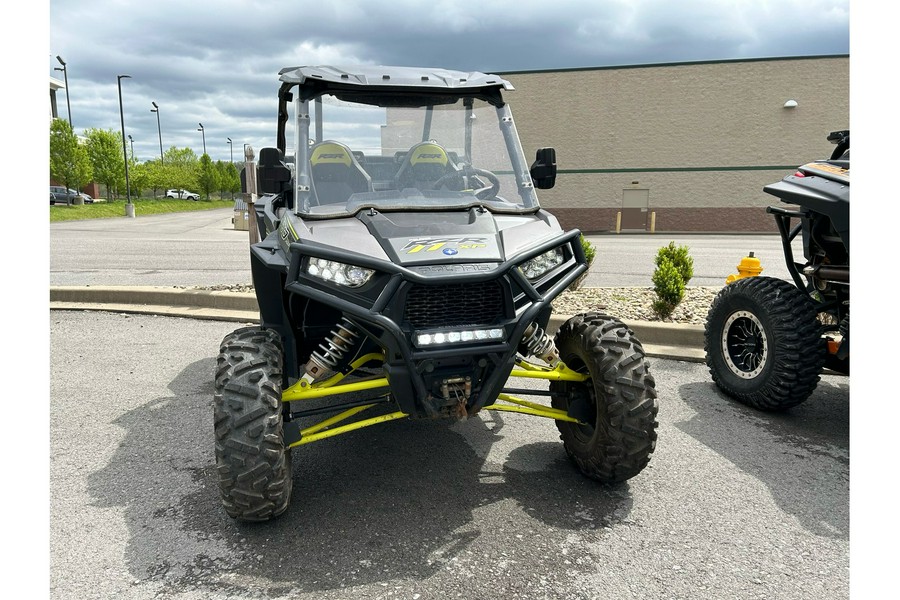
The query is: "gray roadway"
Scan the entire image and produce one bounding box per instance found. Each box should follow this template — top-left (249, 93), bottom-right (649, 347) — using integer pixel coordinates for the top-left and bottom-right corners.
top-left (49, 207), bottom-right (800, 288)
top-left (49, 209), bottom-right (848, 599)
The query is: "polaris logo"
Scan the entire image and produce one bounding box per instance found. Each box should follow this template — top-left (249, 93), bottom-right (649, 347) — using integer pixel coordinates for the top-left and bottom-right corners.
top-left (410, 264), bottom-right (496, 274)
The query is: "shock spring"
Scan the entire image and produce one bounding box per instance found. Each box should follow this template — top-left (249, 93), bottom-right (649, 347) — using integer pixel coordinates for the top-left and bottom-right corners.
top-left (303, 317), bottom-right (361, 380)
top-left (520, 322), bottom-right (560, 366)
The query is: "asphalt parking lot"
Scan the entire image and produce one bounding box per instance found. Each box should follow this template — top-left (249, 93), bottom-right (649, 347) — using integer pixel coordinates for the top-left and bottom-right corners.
top-left (49, 310), bottom-right (849, 600)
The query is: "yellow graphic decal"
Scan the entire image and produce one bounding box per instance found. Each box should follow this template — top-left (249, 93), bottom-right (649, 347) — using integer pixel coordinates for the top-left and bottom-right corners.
top-left (310, 142), bottom-right (352, 166)
top-left (803, 161), bottom-right (849, 179)
top-left (401, 237), bottom-right (489, 254)
top-left (410, 143), bottom-right (448, 165)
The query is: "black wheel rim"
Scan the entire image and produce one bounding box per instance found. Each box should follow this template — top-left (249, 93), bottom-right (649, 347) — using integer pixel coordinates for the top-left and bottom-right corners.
top-left (561, 357), bottom-right (597, 440)
top-left (722, 310), bottom-right (768, 378)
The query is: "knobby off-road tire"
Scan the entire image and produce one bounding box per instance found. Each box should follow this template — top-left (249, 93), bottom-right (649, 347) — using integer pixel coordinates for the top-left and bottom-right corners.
top-left (214, 326), bottom-right (293, 521)
top-left (704, 276), bottom-right (825, 411)
top-left (549, 313), bottom-right (659, 483)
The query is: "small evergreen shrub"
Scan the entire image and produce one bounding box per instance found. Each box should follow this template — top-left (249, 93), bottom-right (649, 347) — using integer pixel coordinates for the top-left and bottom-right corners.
top-left (656, 241), bottom-right (693, 286)
top-left (568, 234), bottom-right (596, 290)
top-left (652, 242), bottom-right (693, 318)
top-left (580, 234), bottom-right (596, 267)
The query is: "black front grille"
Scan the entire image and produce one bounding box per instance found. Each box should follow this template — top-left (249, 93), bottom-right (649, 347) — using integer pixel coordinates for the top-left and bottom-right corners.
top-left (405, 281), bottom-right (504, 329)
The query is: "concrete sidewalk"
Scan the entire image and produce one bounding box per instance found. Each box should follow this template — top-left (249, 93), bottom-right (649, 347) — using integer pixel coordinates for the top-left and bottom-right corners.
top-left (49, 285), bottom-right (706, 362)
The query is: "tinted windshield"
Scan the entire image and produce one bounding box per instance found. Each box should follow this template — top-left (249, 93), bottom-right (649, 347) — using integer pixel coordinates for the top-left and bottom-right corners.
top-left (289, 94), bottom-right (540, 217)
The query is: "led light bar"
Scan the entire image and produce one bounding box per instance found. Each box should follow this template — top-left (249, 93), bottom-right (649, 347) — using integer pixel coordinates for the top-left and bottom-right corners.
top-left (519, 247), bottom-right (563, 280)
top-left (416, 328), bottom-right (505, 346)
top-left (306, 257), bottom-right (374, 288)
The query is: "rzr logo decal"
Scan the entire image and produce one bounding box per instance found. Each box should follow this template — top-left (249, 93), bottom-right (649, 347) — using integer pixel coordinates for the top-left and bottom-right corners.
top-left (402, 236), bottom-right (488, 254)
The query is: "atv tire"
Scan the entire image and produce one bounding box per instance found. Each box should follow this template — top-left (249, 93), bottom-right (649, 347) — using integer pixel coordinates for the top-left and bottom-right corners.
top-left (549, 313), bottom-right (658, 483)
top-left (704, 276), bottom-right (825, 410)
top-left (214, 326), bottom-right (293, 521)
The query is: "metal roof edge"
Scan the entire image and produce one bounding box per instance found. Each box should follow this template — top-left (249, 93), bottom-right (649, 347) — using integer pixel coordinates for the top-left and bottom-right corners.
top-left (495, 54), bottom-right (849, 76)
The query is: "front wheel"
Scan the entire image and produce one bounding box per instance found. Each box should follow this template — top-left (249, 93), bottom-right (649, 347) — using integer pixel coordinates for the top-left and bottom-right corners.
top-left (214, 326), bottom-right (293, 521)
top-left (704, 276), bottom-right (825, 410)
top-left (549, 313), bottom-right (658, 483)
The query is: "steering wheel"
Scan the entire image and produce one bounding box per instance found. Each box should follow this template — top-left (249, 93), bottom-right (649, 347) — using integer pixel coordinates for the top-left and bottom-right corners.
top-left (433, 166), bottom-right (500, 200)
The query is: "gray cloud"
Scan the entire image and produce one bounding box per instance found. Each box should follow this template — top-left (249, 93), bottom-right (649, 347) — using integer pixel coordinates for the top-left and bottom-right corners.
top-left (49, 0), bottom-right (849, 163)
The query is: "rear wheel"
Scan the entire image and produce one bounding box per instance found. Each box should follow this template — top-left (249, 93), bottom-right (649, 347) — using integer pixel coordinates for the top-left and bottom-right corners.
top-left (704, 276), bottom-right (825, 410)
top-left (549, 313), bottom-right (658, 483)
top-left (214, 326), bottom-right (293, 521)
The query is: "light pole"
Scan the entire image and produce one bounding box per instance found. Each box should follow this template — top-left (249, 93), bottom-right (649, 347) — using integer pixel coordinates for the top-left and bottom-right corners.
top-left (197, 122), bottom-right (206, 156)
top-left (54, 55), bottom-right (72, 131)
top-left (128, 135), bottom-right (134, 162)
top-left (150, 102), bottom-right (163, 164)
top-left (227, 138), bottom-right (234, 200)
top-left (117, 74), bottom-right (135, 218)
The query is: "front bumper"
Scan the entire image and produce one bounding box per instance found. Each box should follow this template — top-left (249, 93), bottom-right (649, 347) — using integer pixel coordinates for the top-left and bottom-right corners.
top-left (280, 229), bottom-right (587, 417)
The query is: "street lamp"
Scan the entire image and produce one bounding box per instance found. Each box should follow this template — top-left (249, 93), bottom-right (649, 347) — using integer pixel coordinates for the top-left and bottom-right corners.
top-left (128, 135), bottom-right (134, 162)
top-left (197, 122), bottom-right (206, 156)
top-left (226, 138), bottom-right (234, 200)
top-left (54, 55), bottom-right (73, 131)
top-left (150, 102), bottom-right (163, 164)
top-left (117, 74), bottom-right (135, 218)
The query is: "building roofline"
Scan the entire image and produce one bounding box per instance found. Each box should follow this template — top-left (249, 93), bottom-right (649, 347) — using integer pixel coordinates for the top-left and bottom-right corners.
top-left (496, 54), bottom-right (849, 76)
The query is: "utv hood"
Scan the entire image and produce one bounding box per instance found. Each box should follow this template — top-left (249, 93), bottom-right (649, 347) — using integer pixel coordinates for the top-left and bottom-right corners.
top-left (283, 208), bottom-right (565, 267)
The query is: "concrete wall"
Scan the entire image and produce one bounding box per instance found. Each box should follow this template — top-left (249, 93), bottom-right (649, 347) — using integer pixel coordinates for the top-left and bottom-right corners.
top-left (501, 56), bottom-right (849, 232)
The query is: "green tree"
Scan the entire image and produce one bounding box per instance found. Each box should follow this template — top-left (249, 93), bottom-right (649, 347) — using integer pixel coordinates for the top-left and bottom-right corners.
top-left (197, 154), bottom-right (218, 200)
top-left (225, 161), bottom-right (241, 199)
top-left (85, 128), bottom-right (125, 201)
top-left (163, 146), bottom-right (200, 191)
top-left (50, 119), bottom-right (92, 202)
top-left (129, 160), bottom-right (150, 199)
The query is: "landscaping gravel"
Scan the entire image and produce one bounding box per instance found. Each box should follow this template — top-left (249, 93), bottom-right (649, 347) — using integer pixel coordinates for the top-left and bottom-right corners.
top-left (188, 284), bottom-right (722, 325)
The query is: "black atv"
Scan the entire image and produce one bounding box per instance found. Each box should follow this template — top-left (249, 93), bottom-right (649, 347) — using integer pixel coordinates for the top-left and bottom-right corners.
top-left (704, 130), bottom-right (849, 411)
top-left (214, 65), bottom-right (659, 521)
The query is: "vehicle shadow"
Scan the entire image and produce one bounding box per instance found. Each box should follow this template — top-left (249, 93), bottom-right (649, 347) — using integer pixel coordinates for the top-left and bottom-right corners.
top-left (675, 378), bottom-right (849, 540)
top-left (87, 357), bottom-right (634, 597)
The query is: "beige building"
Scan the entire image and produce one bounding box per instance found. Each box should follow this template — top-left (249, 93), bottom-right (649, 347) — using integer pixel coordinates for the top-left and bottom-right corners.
top-left (501, 55), bottom-right (849, 233)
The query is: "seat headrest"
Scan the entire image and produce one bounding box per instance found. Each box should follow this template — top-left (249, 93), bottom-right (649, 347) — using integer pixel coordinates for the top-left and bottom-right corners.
top-left (310, 142), bottom-right (353, 166)
top-left (259, 147), bottom-right (284, 166)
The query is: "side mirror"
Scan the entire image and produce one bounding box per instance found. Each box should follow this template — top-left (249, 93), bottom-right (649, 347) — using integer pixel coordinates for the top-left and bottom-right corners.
top-left (530, 147), bottom-right (557, 189)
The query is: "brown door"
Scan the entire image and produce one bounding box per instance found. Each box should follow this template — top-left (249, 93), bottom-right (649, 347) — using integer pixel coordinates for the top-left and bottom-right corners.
top-left (621, 188), bottom-right (650, 230)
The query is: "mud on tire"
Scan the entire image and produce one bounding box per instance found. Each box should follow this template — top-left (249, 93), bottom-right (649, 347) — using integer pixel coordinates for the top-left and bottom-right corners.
top-left (704, 276), bottom-right (825, 411)
top-left (214, 326), bottom-right (293, 521)
top-left (549, 313), bottom-right (658, 483)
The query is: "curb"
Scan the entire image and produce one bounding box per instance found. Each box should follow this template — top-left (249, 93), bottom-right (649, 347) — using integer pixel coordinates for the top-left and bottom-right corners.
top-left (50, 286), bottom-right (706, 363)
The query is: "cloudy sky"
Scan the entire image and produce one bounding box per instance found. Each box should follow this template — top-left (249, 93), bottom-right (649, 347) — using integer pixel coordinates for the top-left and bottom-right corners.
top-left (45, 0), bottom-right (850, 164)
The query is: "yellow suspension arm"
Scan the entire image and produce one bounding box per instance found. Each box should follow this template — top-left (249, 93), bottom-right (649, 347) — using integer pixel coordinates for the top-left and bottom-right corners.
top-left (510, 359), bottom-right (588, 382)
top-left (282, 352), bottom-right (388, 402)
top-left (289, 406), bottom-right (408, 448)
top-left (483, 393), bottom-right (583, 424)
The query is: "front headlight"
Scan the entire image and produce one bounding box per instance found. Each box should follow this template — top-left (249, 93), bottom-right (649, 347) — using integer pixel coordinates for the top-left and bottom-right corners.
top-left (306, 257), bottom-right (374, 288)
top-left (518, 247), bottom-right (564, 280)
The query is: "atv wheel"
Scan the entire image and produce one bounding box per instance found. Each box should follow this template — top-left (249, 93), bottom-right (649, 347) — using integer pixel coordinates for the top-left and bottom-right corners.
top-left (704, 276), bottom-right (825, 410)
top-left (214, 326), bottom-right (293, 521)
top-left (549, 313), bottom-right (658, 483)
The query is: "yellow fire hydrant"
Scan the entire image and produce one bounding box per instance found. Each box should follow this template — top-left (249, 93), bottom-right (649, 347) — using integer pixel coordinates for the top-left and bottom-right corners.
top-left (725, 252), bottom-right (763, 284)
